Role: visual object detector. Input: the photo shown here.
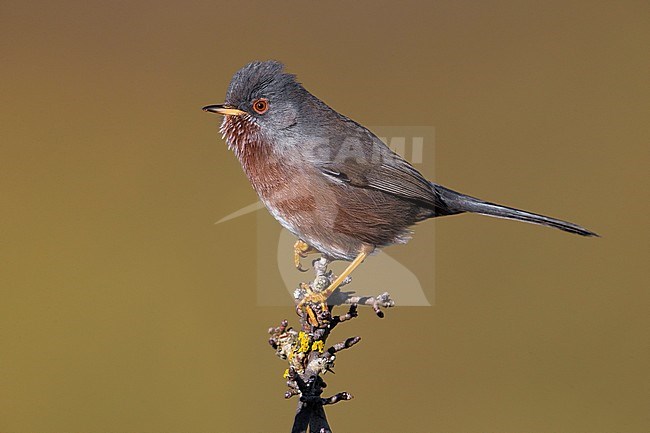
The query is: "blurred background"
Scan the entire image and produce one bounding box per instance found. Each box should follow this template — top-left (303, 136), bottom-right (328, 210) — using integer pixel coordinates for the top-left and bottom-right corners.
top-left (1, 1), bottom-right (648, 432)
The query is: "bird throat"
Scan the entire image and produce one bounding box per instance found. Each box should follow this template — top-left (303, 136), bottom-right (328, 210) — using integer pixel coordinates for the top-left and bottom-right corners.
top-left (219, 115), bottom-right (289, 197)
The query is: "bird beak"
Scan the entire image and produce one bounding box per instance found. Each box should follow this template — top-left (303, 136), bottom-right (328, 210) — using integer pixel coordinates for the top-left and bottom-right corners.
top-left (202, 104), bottom-right (246, 116)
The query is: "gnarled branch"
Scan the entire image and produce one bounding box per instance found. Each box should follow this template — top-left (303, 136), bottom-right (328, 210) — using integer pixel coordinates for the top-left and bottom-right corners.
top-left (268, 257), bottom-right (395, 432)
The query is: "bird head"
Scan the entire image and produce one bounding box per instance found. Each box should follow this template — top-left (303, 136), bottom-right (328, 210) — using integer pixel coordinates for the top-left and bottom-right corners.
top-left (203, 61), bottom-right (309, 151)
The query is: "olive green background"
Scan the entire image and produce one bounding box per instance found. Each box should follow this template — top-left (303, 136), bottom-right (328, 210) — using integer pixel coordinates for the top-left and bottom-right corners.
top-left (1, 1), bottom-right (648, 432)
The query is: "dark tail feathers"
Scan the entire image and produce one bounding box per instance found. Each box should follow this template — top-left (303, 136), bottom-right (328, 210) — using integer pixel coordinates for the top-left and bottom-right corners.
top-left (433, 184), bottom-right (598, 237)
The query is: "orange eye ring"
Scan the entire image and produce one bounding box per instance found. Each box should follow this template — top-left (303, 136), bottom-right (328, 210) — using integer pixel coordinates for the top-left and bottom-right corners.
top-left (252, 98), bottom-right (269, 115)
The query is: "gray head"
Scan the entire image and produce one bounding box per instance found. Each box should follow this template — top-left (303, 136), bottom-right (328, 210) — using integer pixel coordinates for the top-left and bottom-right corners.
top-left (203, 61), bottom-right (313, 138)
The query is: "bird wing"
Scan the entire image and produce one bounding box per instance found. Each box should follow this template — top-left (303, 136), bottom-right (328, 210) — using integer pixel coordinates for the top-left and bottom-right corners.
top-left (314, 126), bottom-right (444, 210)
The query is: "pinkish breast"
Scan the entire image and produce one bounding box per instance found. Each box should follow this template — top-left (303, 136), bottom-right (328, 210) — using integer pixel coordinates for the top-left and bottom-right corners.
top-left (221, 115), bottom-right (316, 237)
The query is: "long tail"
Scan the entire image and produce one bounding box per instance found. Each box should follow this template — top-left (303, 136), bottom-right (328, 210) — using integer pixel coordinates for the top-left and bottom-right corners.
top-left (433, 184), bottom-right (598, 237)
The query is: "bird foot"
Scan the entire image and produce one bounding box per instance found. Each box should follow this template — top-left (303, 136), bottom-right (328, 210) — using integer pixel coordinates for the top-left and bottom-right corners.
top-left (296, 287), bottom-right (330, 327)
top-left (296, 249), bottom-right (370, 327)
top-left (294, 239), bottom-right (317, 272)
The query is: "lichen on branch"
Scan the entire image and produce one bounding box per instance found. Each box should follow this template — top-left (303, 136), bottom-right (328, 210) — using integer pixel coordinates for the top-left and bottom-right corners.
top-left (268, 256), bottom-right (395, 433)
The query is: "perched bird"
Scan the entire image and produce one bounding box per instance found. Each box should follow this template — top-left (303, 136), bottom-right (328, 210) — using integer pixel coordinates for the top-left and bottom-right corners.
top-left (203, 61), bottom-right (596, 314)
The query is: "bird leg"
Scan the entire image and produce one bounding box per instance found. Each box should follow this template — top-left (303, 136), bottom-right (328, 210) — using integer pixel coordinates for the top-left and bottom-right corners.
top-left (294, 239), bottom-right (318, 272)
top-left (297, 250), bottom-right (369, 326)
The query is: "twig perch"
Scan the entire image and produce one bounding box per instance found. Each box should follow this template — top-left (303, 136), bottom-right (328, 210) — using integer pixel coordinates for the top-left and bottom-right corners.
top-left (268, 257), bottom-right (395, 433)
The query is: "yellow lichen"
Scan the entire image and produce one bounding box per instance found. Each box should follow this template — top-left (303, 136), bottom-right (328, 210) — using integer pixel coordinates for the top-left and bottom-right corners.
top-left (311, 340), bottom-right (324, 353)
top-left (297, 331), bottom-right (311, 353)
top-left (283, 369), bottom-right (290, 379)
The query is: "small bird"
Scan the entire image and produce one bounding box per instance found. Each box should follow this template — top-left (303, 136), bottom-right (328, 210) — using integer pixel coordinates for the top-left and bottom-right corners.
top-left (203, 61), bottom-right (596, 314)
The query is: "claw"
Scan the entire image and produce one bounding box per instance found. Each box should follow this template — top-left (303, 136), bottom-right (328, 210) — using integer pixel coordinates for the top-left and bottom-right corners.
top-left (297, 292), bottom-right (328, 327)
top-left (296, 249), bottom-right (369, 327)
top-left (294, 239), bottom-right (317, 272)
top-left (306, 306), bottom-right (320, 327)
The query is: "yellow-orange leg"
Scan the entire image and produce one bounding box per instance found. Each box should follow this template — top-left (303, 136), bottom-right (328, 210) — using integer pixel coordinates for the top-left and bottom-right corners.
top-left (297, 250), bottom-right (369, 324)
top-left (294, 239), bottom-right (318, 272)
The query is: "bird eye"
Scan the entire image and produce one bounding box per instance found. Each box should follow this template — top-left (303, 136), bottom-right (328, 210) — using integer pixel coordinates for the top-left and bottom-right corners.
top-left (252, 98), bottom-right (269, 115)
